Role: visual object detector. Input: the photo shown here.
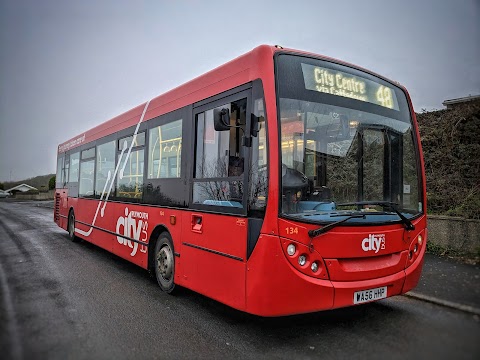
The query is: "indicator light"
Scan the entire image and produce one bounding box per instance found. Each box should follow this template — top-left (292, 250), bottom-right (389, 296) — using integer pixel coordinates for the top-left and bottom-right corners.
top-left (287, 244), bottom-right (296, 256)
top-left (418, 235), bottom-right (423, 245)
top-left (311, 262), bottom-right (319, 272)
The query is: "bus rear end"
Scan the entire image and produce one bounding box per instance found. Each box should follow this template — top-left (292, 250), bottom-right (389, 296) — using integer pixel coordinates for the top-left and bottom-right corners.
top-left (245, 51), bottom-right (426, 316)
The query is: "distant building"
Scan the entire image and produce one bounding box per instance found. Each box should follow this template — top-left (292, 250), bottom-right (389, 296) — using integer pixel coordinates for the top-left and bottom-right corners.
top-left (5, 184), bottom-right (38, 195)
top-left (442, 94), bottom-right (480, 109)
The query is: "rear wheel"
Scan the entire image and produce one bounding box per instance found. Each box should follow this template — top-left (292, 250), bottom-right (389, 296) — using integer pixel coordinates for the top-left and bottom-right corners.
top-left (154, 232), bottom-right (176, 293)
top-left (68, 210), bottom-right (80, 243)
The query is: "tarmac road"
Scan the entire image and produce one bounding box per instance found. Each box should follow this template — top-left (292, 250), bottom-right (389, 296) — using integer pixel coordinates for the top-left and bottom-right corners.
top-left (0, 201), bottom-right (479, 360)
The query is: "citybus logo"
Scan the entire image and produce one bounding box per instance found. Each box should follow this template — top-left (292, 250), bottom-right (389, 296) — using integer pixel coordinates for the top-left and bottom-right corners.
top-left (362, 234), bottom-right (386, 253)
top-left (116, 208), bottom-right (148, 257)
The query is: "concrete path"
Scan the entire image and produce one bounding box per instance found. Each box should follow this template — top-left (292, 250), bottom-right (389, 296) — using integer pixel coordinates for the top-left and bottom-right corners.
top-left (407, 253), bottom-right (480, 315)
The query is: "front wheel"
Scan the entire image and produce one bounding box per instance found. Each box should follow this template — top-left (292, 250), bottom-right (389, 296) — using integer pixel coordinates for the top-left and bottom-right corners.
top-left (154, 232), bottom-right (176, 293)
top-left (68, 210), bottom-right (80, 243)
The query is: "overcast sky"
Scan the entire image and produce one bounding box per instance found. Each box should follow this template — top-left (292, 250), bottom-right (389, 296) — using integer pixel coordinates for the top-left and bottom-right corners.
top-left (0, 0), bottom-right (479, 182)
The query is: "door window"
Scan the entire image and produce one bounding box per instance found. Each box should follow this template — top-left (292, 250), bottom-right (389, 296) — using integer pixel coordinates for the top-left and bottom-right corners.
top-left (193, 98), bottom-right (247, 209)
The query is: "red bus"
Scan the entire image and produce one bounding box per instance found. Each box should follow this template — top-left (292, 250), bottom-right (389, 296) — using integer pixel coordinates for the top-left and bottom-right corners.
top-left (54, 45), bottom-right (426, 316)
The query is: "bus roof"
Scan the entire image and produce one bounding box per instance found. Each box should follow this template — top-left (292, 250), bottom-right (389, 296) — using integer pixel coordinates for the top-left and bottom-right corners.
top-left (58, 45), bottom-right (280, 153)
top-left (58, 44), bottom-right (404, 154)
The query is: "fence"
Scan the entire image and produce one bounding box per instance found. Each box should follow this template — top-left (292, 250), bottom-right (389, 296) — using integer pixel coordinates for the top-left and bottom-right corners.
top-left (14, 190), bottom-right (55, 201)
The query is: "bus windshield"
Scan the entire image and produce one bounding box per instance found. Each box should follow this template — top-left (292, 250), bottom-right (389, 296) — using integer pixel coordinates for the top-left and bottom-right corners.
top-left (276, 54), bottom-right (422, 223)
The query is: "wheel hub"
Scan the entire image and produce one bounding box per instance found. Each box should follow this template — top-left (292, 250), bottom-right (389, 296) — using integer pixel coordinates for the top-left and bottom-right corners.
top-left (157, 246), bottom-right (173, 280)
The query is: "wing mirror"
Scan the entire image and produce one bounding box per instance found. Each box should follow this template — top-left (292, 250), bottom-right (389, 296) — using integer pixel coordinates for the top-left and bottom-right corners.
top-left (213, 108), bottom-right (231, 131)
top-left (213, 106), bottom-right (261, 148)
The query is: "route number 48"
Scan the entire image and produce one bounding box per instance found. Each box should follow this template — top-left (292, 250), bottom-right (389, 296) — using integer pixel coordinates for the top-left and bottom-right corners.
top-left (376, 86), bottom-right (393, 108)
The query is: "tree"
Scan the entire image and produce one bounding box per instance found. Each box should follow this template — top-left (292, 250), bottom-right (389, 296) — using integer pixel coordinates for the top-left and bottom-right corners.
top-left (0, 183), bottom-right (4, 190)
top-left (49, 176), bottom-right (56, 190)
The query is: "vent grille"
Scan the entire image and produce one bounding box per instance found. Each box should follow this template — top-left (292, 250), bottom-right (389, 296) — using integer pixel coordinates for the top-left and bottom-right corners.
top-left (54, 193), bottom-right (60, 221)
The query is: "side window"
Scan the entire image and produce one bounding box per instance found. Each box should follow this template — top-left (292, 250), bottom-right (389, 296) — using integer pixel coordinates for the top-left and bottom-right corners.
top-left (193, 98), bottom-right (246, 208)
top-left (249, 97), bottom-right (268, 213)
top-left (118, 132), bottom-right (145, 150)
top-left (148, 119), bottom-right (182, 179)
top-left (79, 147), bottom-right (95, 197)
top-left (56, 156), bottom-right (64, 188)
top-left (64, 155), bottom-right (70, 185)
top-left (117, 133), bottom-right (145, 199)
top-left (69, 152), bottom-right (80, 183)
top-left (95, 141), bottom-right (116, 196)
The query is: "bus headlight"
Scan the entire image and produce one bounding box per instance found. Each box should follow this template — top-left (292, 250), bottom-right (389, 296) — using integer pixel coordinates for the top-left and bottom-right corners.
top-left (287, 244), bottom-right (296, 256)
top-left (311, 262), bottom-right (319, 273)
top-left (298, 255), bottom-right (307, 266)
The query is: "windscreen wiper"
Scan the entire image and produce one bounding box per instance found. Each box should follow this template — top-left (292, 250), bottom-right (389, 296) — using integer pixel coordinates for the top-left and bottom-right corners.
top-left (308, 213), bottom-right (366, 241)
top-left (337, 201), bottom-right (415, 231)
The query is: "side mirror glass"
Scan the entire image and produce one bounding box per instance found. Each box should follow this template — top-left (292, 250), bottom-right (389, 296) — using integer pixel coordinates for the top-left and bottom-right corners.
top-left (213, 108), bottom-right (231, 131)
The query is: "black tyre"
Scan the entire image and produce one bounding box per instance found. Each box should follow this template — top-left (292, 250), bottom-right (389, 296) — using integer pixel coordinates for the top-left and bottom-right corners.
top-left (68, 210), bottom-right (81, 243)
top-left (154, 232), bottom-right (176, 293)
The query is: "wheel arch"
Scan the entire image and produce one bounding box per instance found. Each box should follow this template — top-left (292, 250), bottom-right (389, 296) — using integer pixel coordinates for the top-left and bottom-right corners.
top-left (67, 206), bottom-right (81, 243)
top-left (67, 207), bottom-right (75, 231)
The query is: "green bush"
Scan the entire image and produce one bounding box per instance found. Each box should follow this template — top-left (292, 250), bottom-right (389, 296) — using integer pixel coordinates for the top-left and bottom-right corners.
top-left (24, 189), bottom-right (39, 195)
top-left (49, 176), bottom-right (56, 190)
top-left (417, 100), bottom-right (480, 219)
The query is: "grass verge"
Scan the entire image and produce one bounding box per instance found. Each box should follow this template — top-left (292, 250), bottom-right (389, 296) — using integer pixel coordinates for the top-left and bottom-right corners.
top-left (426, 241), bottom-right (480, 265)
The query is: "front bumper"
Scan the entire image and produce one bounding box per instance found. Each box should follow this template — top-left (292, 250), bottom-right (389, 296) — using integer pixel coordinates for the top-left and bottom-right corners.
top-left (245, 233), bottom-right (426, 316)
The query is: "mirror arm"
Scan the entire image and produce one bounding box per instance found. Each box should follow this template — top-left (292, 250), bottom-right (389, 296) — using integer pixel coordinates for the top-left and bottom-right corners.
top-left (251, 114), bottom-right (259, 137)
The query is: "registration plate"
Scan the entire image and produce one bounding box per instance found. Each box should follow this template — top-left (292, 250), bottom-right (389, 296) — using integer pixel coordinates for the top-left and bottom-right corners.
top-left (353, 286), bottom-right (387, 304)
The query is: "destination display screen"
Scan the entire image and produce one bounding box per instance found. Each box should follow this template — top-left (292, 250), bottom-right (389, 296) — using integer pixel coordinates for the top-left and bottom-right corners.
top-left (301, 63), bottom-right (399, 110)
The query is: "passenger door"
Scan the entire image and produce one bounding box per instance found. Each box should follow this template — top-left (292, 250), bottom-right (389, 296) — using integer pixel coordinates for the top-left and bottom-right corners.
top-left (181, 89), bottom-right (251, 310)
